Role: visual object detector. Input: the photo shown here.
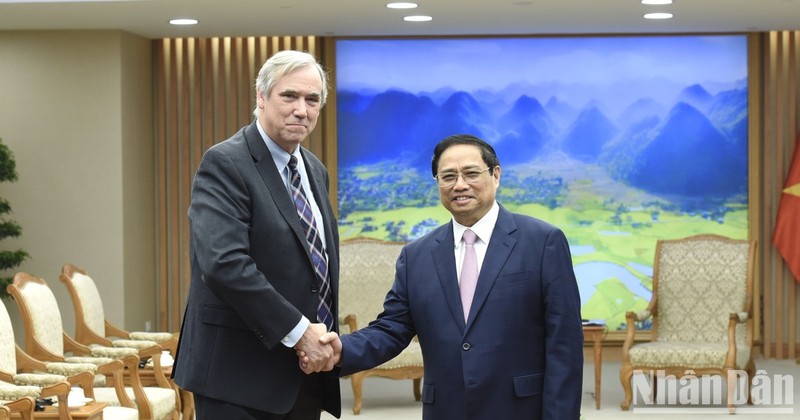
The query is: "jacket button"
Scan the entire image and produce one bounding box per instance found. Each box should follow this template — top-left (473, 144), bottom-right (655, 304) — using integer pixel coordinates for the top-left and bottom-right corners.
top-left (462, 343), bottom-right (471, 351)
top-left (311, 287), bottom-right (318, 293)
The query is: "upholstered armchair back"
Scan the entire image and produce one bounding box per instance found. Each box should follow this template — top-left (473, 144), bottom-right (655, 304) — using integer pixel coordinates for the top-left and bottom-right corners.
top-left (654, 236), bottom-right (751, 347)
top-left (0, 301), bottom-right (17, 374)
top-left (68, 272), bottom-right (107, 337)
top-left (338, 238), bottom-right (406, 332)
top-left (13, 281), bottom-right (65, 357)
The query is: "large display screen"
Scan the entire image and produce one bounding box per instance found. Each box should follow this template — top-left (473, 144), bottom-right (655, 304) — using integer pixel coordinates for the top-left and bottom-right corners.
top-left (335, 35), bottom-right (749, 330)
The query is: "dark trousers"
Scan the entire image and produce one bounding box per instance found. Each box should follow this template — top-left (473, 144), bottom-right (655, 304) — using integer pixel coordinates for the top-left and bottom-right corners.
top-left (194, 374), bottom-right (323, 420)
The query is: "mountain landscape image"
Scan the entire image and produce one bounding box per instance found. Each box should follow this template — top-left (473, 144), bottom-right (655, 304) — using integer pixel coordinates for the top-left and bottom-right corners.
top-left (335, 36), bottom-right (749, 330)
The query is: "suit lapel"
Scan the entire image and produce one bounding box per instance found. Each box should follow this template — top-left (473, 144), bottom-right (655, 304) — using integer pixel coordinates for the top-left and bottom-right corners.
top-left (465, 206), bottom-right (518, 330)
top-left (431, 223), bottom-right (466, 329)
top-left (243, 123), bottom-right (309, 256)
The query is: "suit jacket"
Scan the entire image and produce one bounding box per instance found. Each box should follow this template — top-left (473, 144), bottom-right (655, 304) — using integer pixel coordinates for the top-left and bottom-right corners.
top-left (340, 205), bottom-right (582, 420)
top-left (173, 121), bottom-right (341, 417)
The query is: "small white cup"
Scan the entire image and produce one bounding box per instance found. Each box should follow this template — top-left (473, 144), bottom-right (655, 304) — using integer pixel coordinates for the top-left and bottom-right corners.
top-left (68, 387), bottom-right (86, 406)
top-left (160, 350), bottom-right (174, 367)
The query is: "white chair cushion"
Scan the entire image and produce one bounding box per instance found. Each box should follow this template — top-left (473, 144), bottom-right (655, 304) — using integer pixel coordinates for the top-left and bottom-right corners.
top-left (94, 386), bottom-right (176, 420)
top-left (111, 339), bottom-right (158, 350)
top-left (13, 373), bottom-right (65, 387)
top-left (0, 382), bottom-right (40, 400)
top-left (629, 341), bottom-right (752, 370)
top-left (129, 332), bottom-right (175, 342)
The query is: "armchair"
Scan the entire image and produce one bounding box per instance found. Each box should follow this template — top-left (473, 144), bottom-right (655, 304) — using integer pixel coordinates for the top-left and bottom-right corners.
top-left (619, 234), bottom-right (756, 413)
top-left (8, 273), bottom-right (178, 420)
top-left (339, 238), bottom-right (423, 415)
top-left (0, 293), bottom-right (138, 420)
top-left (58, 264), bottom-right (177, 354)
top-left (59, 264), bottom-right (192, 419)
top-left (0, 397), bottom-right (35, 420)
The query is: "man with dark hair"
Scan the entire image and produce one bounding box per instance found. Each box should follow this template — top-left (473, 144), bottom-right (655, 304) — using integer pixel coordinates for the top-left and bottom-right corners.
top-left (308, 133), bottom-right (584, 420)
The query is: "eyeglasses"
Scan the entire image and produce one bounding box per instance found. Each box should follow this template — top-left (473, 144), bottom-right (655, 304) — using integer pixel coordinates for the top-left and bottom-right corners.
top-left (434, 167), bottom-right (492, 188)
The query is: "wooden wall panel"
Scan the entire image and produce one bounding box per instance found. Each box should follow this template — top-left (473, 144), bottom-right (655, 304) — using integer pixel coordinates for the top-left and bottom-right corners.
top-left (154, 36), bottom-right (326, 331)
top-left (757, 31), bottom-right (800, 359)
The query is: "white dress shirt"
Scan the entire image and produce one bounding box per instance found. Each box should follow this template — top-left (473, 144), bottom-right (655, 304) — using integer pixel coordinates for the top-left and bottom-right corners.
top-left (452, 201), bottom-right (500, 284)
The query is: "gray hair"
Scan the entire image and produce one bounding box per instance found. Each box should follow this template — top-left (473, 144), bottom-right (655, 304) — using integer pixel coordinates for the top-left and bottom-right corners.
top-left (252, 50), bottom-right (329, 118)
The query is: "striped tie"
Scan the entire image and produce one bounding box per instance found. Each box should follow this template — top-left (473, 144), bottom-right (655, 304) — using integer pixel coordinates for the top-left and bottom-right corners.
top-left (288, 155), bottom-right (334, 331)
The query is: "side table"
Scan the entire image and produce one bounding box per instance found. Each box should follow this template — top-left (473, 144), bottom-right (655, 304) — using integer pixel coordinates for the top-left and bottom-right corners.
top-left (15, 401), bottom-right (107, 420)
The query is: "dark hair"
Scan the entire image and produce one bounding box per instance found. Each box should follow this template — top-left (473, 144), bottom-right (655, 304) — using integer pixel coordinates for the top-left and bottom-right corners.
top-left (431, 134), bottom-right (500, 177)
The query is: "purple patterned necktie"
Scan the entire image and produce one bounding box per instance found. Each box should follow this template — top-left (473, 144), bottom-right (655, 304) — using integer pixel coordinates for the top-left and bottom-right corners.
top-left (460, 229), bottom-right (479, 322)
top-left (288, 155), bottom-right (333, 331)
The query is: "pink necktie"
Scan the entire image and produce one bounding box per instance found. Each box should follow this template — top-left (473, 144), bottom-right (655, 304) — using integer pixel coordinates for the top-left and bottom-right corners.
top-left (460, 229), bottom-right (478, 322)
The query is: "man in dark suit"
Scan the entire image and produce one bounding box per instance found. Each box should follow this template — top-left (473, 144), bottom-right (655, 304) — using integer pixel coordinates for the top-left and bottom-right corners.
top-left (311, 134), bottom-right (583, 419)
top-left (173, 50), bottom-right (341, 420)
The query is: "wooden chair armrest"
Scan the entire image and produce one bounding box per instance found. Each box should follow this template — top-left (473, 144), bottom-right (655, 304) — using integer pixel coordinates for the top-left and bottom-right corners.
top-left (86, 357), bottom-right (135, 408)
top-left (632, 310), bottom-right (652, 321)
top-left (2, 396), bottom-right (35, 420)
top-left (63, 332), bottom-right (92, 355)
top-left (94, 358), bottom-right (124, 376)
top-left (119, 355), bottom-right (154, 419)
top-left (725, 313), bottom-right (739, 368)
top-left (134, 344), bottom-right (161, 358)
top-left (66, 371), bottom-right (95, 399)
top-left (37, 380), bottom-right (71, 420)
top-left (157, 336), bottom-right (178, 354)
top-left (732, 311), bottom-right (748, 323)
top-left (14, 345), bottom-right (48, 373)
top-left (105, 320), bottom-right (131, 340)
top-left (343, 314), bottom-right (359, 333)
top-left (0, 371), bottom-right (14, 383)
top-left (134, 343), bottom-right (173, 388)
top-left (621, 311), bottom-right (638, 362)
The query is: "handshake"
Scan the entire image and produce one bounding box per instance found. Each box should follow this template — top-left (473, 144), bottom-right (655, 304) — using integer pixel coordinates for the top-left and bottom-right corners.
top-left (294, 323), bottom-right (341, 374)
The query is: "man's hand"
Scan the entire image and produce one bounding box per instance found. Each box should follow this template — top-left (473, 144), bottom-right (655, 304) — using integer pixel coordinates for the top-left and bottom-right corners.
top-left (294, 323), bottom-right (333, 373)
top-left (297, 331), bottom-right (342, 373)
top-left (320, 332), bottom-right (341, 371)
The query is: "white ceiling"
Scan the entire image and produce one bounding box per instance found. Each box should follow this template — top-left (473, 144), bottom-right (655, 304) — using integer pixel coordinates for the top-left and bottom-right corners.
top-left (0, 0), bottom-right (799, 39)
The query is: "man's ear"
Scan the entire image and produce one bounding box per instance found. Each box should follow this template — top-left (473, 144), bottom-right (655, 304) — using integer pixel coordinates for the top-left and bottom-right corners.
top-left (256, 91), bottom-right (266, 108)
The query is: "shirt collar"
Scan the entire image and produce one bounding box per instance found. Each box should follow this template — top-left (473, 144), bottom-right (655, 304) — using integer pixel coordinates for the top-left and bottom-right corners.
top-left (452, 201), bottom-right (500, 247)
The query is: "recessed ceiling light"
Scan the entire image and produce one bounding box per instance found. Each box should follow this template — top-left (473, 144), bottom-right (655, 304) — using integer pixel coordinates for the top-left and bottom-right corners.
top-left (387, 2), bottom-right (418, 9)
top-left (643, 12), bottom-right (673, 19)
top-left (642, 0), bottom-right (673, 4)
top-left (404, 15), bottom-right (432, 22)
top-left (169, 18), bottom-right (199, 26)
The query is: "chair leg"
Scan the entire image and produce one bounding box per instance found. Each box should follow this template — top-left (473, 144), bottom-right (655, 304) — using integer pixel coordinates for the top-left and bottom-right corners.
top-left (179, 389), bottom-right (195, 420)
top-left (726, 368), bottom-right (737, 414)
top-left (350, 373), bottom-right (365, 415)
top-left (619, 363), bottom-right (633, 410)
top-left (745, 359), bottom-right (755, 405)
top-left (413, 378), bottom-right (421, 401)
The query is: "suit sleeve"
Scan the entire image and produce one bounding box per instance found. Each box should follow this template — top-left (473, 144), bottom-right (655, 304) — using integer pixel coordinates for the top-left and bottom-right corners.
top-left (541, 228), bottom-right (584, 419)
top-left (189, 147), bottom-right (302, 348)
